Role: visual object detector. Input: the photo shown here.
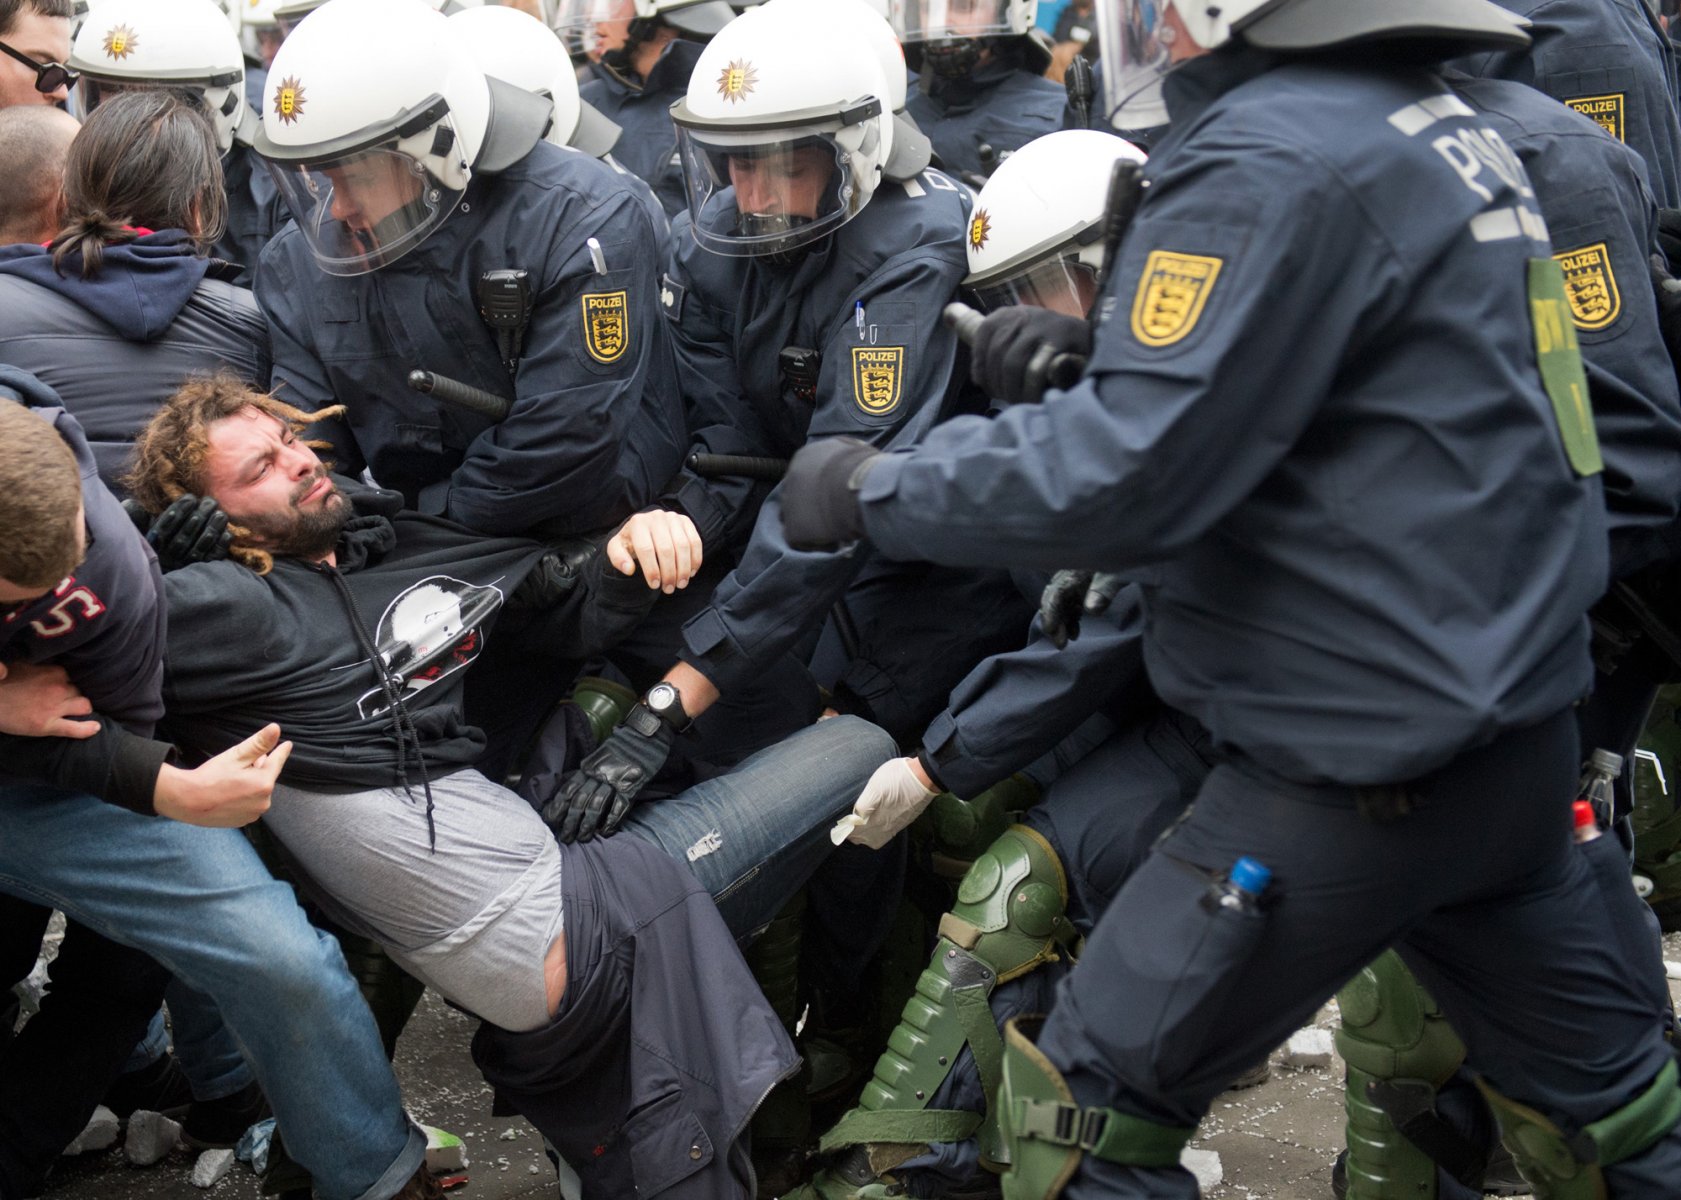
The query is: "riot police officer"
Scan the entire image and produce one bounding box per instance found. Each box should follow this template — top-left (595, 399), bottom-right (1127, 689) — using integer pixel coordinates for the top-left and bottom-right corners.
top-left (779, 1), bottom-right (1681, 1196)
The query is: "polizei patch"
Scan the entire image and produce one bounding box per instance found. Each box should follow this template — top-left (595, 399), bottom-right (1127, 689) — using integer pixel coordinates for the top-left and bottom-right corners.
top-left (1130, 250), bottom-right (1223, 347)
top-left (581, 290), bottom-right (629, 364)
top-left (1564, 93), bottom-right (1625, 142)
top-left (1554, 242), bottom-right (1620, 331)
top-left (852, 346), bottom-right (904, 416)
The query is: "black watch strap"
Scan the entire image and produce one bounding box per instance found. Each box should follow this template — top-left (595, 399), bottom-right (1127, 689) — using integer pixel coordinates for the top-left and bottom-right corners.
top-left (624, 702), bottom-right (665, 739)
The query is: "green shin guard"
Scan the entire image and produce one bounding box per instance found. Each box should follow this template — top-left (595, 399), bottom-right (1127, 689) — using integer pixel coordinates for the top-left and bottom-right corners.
top-left (998, 1016), bottom-right (1196, 1200)
top-left (1335, 951), bottom-right (1468, 1199)
top-left (562, 675), bottom-right (638, 746)
top-left (816, 826), bottom-right (1080, 1178)
top-left (1475, 1059), bottom-right (1681, 1200)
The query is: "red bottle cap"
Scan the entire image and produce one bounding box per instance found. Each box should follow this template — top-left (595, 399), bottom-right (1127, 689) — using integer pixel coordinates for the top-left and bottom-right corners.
top-left (1572, 800), bottom-right (1596, 831)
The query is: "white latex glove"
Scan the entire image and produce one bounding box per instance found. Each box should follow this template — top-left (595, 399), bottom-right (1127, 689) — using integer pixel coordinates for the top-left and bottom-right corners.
top-left (835, 756), bottom-right (938, 850)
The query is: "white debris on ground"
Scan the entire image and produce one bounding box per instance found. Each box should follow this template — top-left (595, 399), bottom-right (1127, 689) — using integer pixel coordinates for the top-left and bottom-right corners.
top-left (191, 1148), bottom-right (236, 1188)
top-left (60, 1106), bottom-right (120, 1156)
top-left (1282, 1027), bottom-right (1336, 1071)
top-left (1181, 1147), bottom-right (1224, 1190)
top-left (422, 1125), bottom-right (468, 1173)
top-left (123, 1110), bottom-right (182, 1166)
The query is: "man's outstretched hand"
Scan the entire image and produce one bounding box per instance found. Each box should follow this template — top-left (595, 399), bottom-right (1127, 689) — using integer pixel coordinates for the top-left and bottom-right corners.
top-left (153, 723), bottom-right (292, 827)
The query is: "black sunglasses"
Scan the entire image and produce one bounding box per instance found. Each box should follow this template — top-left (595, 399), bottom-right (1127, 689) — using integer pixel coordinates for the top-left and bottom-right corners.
top-left (0, 39), bottom-right (79, 94)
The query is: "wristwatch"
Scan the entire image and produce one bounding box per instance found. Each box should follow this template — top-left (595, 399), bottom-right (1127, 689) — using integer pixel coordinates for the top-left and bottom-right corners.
top-left (643, 681), bottom-right (693, 734)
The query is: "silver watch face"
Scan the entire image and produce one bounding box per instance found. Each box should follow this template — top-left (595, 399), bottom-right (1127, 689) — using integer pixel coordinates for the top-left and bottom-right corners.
top-left (647, 683), bottom-right (678, 713)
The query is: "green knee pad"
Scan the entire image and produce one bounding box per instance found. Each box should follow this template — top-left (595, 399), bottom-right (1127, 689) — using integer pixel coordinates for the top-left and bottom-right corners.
top-left (998, 1016), bottom-right (1196, 1200)
top-left (1336, 951), bottom-right (1467, 1199)
top-left (918, 774), bottom-right (1043, 873)
top-left (563, 675), bottom-right (638, 746)
top-left (817, 825), bottom-right (1079, 1174)
top-left (1476, 1059), bottom-right (1681, 1200)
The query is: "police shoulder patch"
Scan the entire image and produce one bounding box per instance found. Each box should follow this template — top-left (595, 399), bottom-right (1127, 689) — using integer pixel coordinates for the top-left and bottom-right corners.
top-left (581, 289), bottom-right (630, 364)
top-left (1130, 250), bottom-right (1223, 348)
top-left (1553, 242), bottom-right (1621, 332)
top-left (1564, 93), bottom-right (1626, 142)
top-left (852, 345), bottom-right (905, 416)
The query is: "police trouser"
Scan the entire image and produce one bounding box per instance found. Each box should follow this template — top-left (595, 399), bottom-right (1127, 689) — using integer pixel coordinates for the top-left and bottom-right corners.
top-left (888, 709), bottom-right (1215, 1190)
top-left (1033, 707), bottom-right (1681, 1198)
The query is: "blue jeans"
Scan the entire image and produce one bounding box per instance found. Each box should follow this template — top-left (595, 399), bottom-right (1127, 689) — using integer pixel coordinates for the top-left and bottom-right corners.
top-left (0, 784), bottom-right (426, 1200)
top-left (122, 983), bottom-right (253, 1101)
top-left (616, 715), bottom-right (897, 939)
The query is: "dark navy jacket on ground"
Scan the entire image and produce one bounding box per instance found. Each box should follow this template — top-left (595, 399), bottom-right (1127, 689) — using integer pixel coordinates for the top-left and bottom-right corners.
top-left (0, 230), bottom-right (271, 493)
top-left (0, 370), bottom-right (171, 812)
top-left (907, 44), bottom-right (1067, 182)
top-left (257, 141), bottom-right (687, 539)
top-left (1452, 72), bottom-right (1681, 578)
top-left (856, 49), bottom-right (1605, 786)
top-left (663, 170), bottom-right (978, 699)
top-left (579, 40), bottom-right (705, 220)
top-left (1451, 0), bottom-right (1681, 209)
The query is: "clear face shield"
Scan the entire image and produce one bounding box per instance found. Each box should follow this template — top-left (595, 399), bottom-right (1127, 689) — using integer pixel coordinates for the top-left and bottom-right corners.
top-left (894, 0), bottom-right (1014, 42)
top-left (1094, 0), bottom-right (1191, 130)
top-left (673, 127), bottom-right (874, 259)
top-left (970, 254), bottom-right (1100, 317)
top-left (549, 0), bottom-right (635, 61)
top-left (265, 138), bottom-right (463, 275)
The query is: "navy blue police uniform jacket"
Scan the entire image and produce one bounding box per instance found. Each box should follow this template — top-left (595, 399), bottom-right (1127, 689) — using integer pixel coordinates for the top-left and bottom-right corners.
top-left (663, 170), bottom-right (976, 697)
top-left (907, 46), bottom-right (1068, 182)
top-left (1451, 0), bottom-right (1681, 209)
top-left (1452, 72), bottom-right (1681, 578)
top-left (854, 48), bottom-right (1607, 787)
top-left (580, 39), bottom-right (706, 221)
top-left (257, 141), bottom-right (686, 539)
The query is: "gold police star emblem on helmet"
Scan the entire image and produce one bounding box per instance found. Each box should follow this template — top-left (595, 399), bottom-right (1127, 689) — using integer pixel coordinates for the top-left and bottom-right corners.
top-left (716, 59), bottom-right (758, 105)
top-left (273, 76), bottom-right (306, 124)
top-left (969, 209), bottom-right (991, 251)
top-left (102, 23), bottom-right (138, 59)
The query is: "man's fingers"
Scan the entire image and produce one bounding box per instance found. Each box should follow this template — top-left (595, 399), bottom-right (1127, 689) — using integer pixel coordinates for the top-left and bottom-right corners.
top-left (607, 530), bottom-right (637, 576)
top-left (258, 739), bottom-right (294, 778)
top-left (647, 522), bottom-right (678, 593)
top-left (629, 521), bottom-right (661, 589)
top-left (231, 722), bottom-right (283, 762)
top-left (63, 694), bottom-right (93, 718)
top-left (47, 717), bottom-right (100, 740)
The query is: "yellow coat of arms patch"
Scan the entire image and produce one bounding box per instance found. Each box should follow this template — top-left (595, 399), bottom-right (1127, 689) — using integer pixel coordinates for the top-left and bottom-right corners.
top-left (582, 290), bottom-right (630, 364)
top-left (1130, 250), bottom-right (1223, 348)
top-left (1554, 242), bottom-right (1620, 332)
top-left (852, 346), bottom-right (904, 416)
top-left (1564, 93), bottom-right (1626, 142)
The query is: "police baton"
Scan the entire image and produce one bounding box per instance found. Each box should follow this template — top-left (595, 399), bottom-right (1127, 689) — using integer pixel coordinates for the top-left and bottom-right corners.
top-left (942, 302), bottom-right (1087, 403)
top-left (686, 452), bottom-right (788, 482)
top-left (407, 369), bottom-right (513, 422)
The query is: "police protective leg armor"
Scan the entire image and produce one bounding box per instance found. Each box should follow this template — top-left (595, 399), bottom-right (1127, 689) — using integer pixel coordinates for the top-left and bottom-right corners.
top-left (812, 826), bottom-right (1079, 1187)
top-left (1335, 951), bottom-right (1468, 1200)
top-left (561, 675), bottom-right (638, 748)
top-left (1474, 1060), bottom-right (1681, 1200)
top-left (747, 890), bottom-right (811, 1186)
top-left (995, 1016), bottom-right (1196, 1200)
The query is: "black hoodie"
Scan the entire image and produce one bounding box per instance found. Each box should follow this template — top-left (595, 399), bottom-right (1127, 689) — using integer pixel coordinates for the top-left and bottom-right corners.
top-left (159, 484), bottom-right (654, 792)
top-left (0, 229), bottom-right (270, 492)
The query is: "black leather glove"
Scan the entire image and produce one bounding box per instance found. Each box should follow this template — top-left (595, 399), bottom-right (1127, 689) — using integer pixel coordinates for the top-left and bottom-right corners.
top-left (781, 436), bottom-right (881, 551)
top-left (1082, 572), bottom-right (1126, 619)
top-left (509, 538), bottom-right (597, 614)
top-left (540, 706), bottom-right (674, 843)
top-left (122, 494), bottom-right (231, 572)
top-left (970, 306), bottom-right (1092, 407)
top-left (1039, 569), bottom-right (1094, 649)
top-left (1657, 208), bottom-right (1681, 272)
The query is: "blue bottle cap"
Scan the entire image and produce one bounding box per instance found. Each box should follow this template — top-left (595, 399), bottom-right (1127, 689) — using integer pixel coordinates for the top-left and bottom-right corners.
top-left (1229, 856), bottom-right (1271, 895)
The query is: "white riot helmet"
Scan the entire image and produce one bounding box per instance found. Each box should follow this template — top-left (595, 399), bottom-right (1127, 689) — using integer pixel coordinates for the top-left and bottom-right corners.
top-left (240, 0), bottom-right (282, 65)
top-left (761, 0), bottom-right (929, 180)
top-left (1095, 0), bottom-right (1531, 129)
top-left (449, 5), bottom-right (620, 157)
top-left (964, 130), bottom-right (1144, 316)
top-left (252, 0), bottom-right (493, 275)
top-left (550, 0), bottom-right (734, 64)
top-left (70, 0), bottom-right (247, 153)
top-left (670, 6), bottom-right (893, 260)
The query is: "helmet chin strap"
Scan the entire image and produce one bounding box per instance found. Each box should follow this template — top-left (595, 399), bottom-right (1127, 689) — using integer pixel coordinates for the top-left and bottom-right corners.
top-left (599, 15), bottom-right (661, 87)
top-left (923, 36), bottom-right (986, 80)
top-left (736, 211), bottom-right (818, 269)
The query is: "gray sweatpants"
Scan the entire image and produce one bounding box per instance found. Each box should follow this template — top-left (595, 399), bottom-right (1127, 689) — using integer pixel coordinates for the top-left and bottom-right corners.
top-left (265, 769), bottom-right (563, 1033)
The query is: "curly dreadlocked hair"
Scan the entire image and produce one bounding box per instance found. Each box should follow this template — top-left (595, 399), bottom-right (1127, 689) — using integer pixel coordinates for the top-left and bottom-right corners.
top-left (125, 372), bottom-right (345, 576)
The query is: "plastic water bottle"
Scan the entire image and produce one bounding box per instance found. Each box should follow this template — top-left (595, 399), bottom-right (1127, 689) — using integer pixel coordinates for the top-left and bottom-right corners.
top-left (1208, 856), bottom-right (1271, 913)
top-left (1578, 748), bottom-right (1623, 830)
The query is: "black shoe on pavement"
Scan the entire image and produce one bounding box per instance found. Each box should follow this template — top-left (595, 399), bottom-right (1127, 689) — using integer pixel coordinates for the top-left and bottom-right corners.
top-left (183, 1079), bottom-right (269, 1149)
top-left (103, 1052), bottom-right (193, 1119)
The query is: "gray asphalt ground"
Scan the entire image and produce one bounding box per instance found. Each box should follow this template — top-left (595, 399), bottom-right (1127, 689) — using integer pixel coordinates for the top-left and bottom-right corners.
top-left (33, 934), bottom-right (1681, 1199)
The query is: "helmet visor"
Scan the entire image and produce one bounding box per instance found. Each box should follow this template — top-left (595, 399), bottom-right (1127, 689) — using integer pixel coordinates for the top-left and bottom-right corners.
top-left (892, 0), bottom-right (1013, 42)
top-left (75, 76), bottom-right (205, 120)
top-left (550, 0), bottom-right (633, 52)
top-left (969, 254), bottom-right (1099, 318)
top-left (265, 143), bottom-right (462, 275)
top-left (1095, 0), bottom-right (1176, 130)
top-left (674, 129), bottom-right (874, 258)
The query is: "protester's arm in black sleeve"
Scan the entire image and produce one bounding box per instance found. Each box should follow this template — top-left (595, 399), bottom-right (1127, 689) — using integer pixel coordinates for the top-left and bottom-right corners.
top-left (0, 722), bottom-right (171, 814)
